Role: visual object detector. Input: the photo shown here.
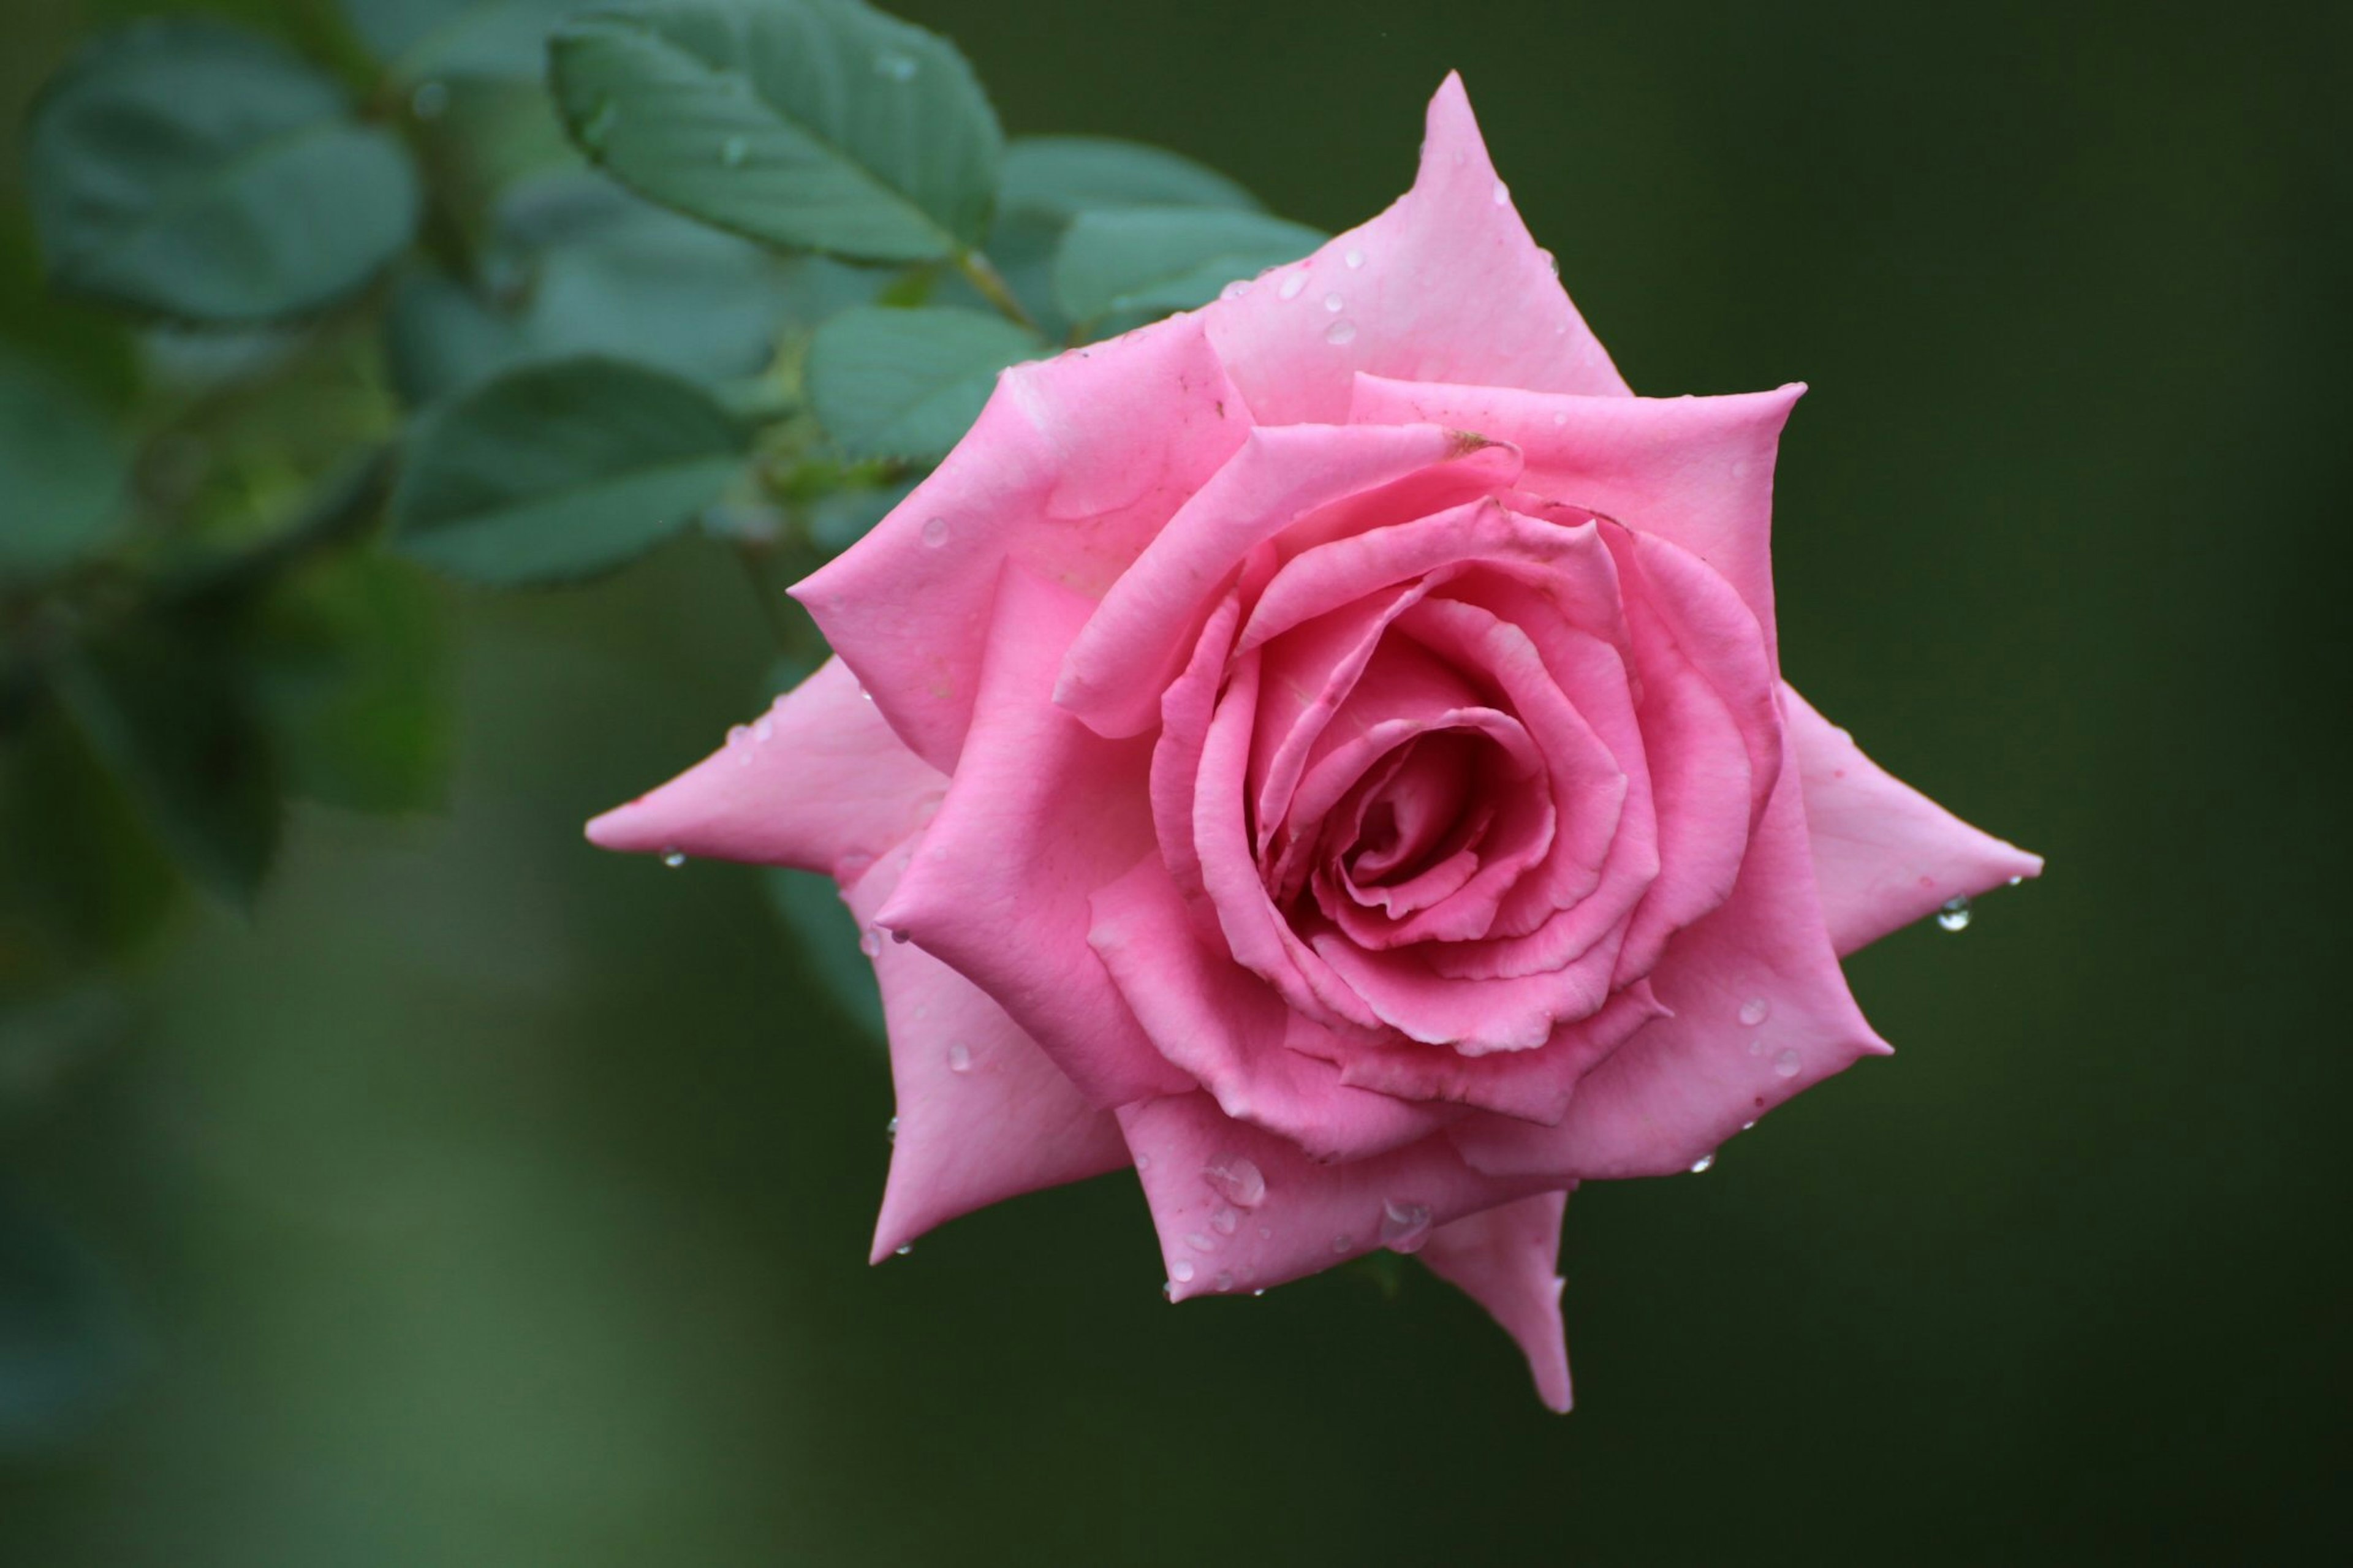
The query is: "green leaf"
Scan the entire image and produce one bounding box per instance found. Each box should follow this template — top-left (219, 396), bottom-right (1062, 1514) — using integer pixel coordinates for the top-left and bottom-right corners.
top-left (392, 354), bottom-right (749, 584)
top-left (999, 137), bottom-right (1259, 223)
top-left (548, 0), bottom-right (1002, 263)
top-left (247, 553), bottom-right (454, 816)
top-left (387, 174), bottom-right (804, 403)
top-left (1054, 207), bottom-right (1326, 327)
top-left (765, 868), bottom-right (882, 1040)
top-left (806, 305), bottom-right (1039, 463)
top-left (343, 0), bottom-right (598, 82)
top-left (0, 352), bottom-right (125, 580)
top-left (49, 625), bottom-right (282, 914)
top-left (26, 21), bottom-right (423, 323)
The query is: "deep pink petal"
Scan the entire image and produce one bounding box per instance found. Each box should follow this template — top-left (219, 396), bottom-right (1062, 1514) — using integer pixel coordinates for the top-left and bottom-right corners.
top-left (1417, 1189), bottom-right (1575, 1412)
top-left (1349, 377), bottom-right (1805, 639)
top-left (874, 567), bottom-right (1195, 1108)
top-left (1118, 1091), bottom-right (1551, 1302)
top-left (584, 657), bottom-right (944, 877)
top-left (1088, 855), bottom-right (1451, 1162)
top-left (844, 843), bottom-right (1128, 1262)
top-left (1058, 423), bottom-right (1521, 738)
top-left (794, 316), bottom-right (1251, 770)
top-left (1784, 684), bottom-right (2044, 954)
top-left (1199, 74), bottom-right (1628, 425)
top-left (1450, 729), bottom-right (1889, 1181)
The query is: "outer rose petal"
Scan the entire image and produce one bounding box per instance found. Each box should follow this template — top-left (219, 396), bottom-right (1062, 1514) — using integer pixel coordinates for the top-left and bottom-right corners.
top-left (875, 567), bottom-right (1195, 1108)
top-left (1783, 684), bottom-right (2044, 953)
top-left (1417, 1189), bottom-right (1574, 1413)
top-left (1452, 716), bottom-right (1890, 1181)
top-left (1118, 1092), bottom-right (1550, 1303)
top-left (794, 316), bottom-right (1250, 771)
top-left (585, 657), bottom-right (944, 877)
top-left (1199, 74), bottom-right (1628, 425)
top-left (1349, 376), bottom-right (1805, 645)
top-left (844, 842), bottom-right (1127, 1263)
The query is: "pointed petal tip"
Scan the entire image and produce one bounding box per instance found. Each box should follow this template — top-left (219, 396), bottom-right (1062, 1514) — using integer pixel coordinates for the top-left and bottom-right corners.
top-left (583, 798), bottom-right (658, 854)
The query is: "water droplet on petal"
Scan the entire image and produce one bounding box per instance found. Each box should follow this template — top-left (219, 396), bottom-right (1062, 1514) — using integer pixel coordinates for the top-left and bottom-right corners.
top-left (1322, 292), bottom-right (1344, 312)
top-left (727, 724), bottom-right (751, 751)
top-left (1219, 279), bottom-right (1251, 301)
top-left (1325, 320), bottom-right (1357, 346)
top-left (1739, 997), bottom-right (1771, 1027)
top-left (894, 1243), bottom-right (913, 1256)
top-left (1539, 248), bottom-right (1559, 277)
top-left (1278, 271), bottom-right (1307, 300)
top-left (1936, 895), bottom-right (1972, 932)
top-left (1491, 179), bottom-right (1510, 205)
top-left (720, 134), bottom-right (748, 167)
top-left (660, 849), bottom-right (686, 869)
top-left (1378, 1199), bottom-right (1433, 1254)
top-left (1332, 1233), bottom-right (1354, 1254)
top-left (1186, 1232), bottom-right (1217, 1254)
top-left (2007, 874), bottom-right (2025, 887)
top-left (1344, 248), bottom-right (1365, 269)
top-left (1740, 1119), bottom-right (1756, 1131)
top-left (1257, 1224), bottom-right (1273, 1240)
top-left (885, 1116), bottom-right (898, 1142)
top-left (1134, 1152), bottom-right (1152, 1174)
top-left (920, 515), bottom-right (950, 548)
top-left (1171, 1259), bottom-right (1195, 1283)
top-left (945, 1042), bottom-right (972, 1074)
top-left (858, 929), bottom-right (882, 957)
top-left (1773, 1047), bottom-right (1802, 1078)
top-left (411, 80), bottom-right (449, 121)
top-left (873, 50), bottom-right (917, 81)
top-left (1251, 1287), bottom-right (1266, 1297)
top-left (1213, 1271), bottom-right (1233, 1292)
top-left (1689, 1153), bottom-right (1716, 1173)
top-left (1209, 1203), bottom-right (1240, 1236)
top-left (1202, 1154), bottom-right (1265, 1208)
top-left (1747, 1036), bottom-right (1766, 1056)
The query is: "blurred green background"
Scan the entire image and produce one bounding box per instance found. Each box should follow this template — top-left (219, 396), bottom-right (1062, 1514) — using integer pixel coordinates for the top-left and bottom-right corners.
top-left (2, 0), bottom-right (2346, 1562)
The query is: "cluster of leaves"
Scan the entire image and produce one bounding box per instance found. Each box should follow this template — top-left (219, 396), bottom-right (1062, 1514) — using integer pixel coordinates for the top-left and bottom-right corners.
top-left (2, 0), bottom-right (1319, 1441)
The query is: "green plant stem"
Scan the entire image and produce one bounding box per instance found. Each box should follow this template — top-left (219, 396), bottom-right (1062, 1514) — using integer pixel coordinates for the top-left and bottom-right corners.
top-left (955, 249), bottom-right (1039, 335)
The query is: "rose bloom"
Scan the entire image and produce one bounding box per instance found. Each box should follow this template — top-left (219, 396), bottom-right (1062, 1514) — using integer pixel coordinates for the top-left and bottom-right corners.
top-left (589, 77), bottom-right (2038, 1410)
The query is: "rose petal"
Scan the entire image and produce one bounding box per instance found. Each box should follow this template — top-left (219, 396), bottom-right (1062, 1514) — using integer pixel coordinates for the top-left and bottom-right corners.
top-left (1057, 423), bottom-right (1521, 738)
top-left (1199, 73), bottom-right (1629, 425)
top-left (1118, 1091), bottom-right (1552, 1302)
top-left (1417, 1189), bottom-right (1575, 1412)
top-left (584, 657), bottom-right (944, 878)
top-left (1088, 855), bottom-right (1451, 1162)
top-left (795, 316), bottom-right (1250, 771)
top-left (1450, 727), bottom-right (1889, 1181)
top-left (846, 845), bottom-right (1128, 1262)
top-left (1783, 684), bottom-right (2044, 953)
top-left (1349, 377), bottom-right (1806, 640)
top-left (875, 567), bottom-right (1195, 1108)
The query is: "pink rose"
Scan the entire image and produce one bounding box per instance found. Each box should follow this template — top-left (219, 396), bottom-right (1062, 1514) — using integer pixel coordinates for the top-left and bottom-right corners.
top-left (588, 77), bottom-right (2039, 1411)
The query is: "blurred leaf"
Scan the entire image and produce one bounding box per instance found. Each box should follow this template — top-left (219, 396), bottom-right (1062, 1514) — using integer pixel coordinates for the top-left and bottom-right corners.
top-left (247, 553), bottom-right (453, 816)
top-left (387, 174), bottom-right (801, 403)
top-left (0, 352), bottom-right (126, 581)
top-left (0, 702), bottom-right (182, 988)
top-left (0, 1187), bottom-right (143, 1453)
top-left (26, 21), bottom-right (423, 324)
top-left (998, 136), bottom-right (1258, 223)
top-left (549, 0), bottom-right (1001, 263)
top-left (50, 623), bottom-right (282, 914)
top-left (343, 0), bottom-right (597, 83)
top-left (1054, 207), bottom-right (1325, 327)
top-left (391, 354), bottom-right (748, 584)
top-left (0, 986), bottom-right (132, 1115)
top-left (806, 305), bottom-right (1038, 462)
top-left (0, 214), bottom-right (138, 412)
top-left (764, 867), bottom-right (882, 1040)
